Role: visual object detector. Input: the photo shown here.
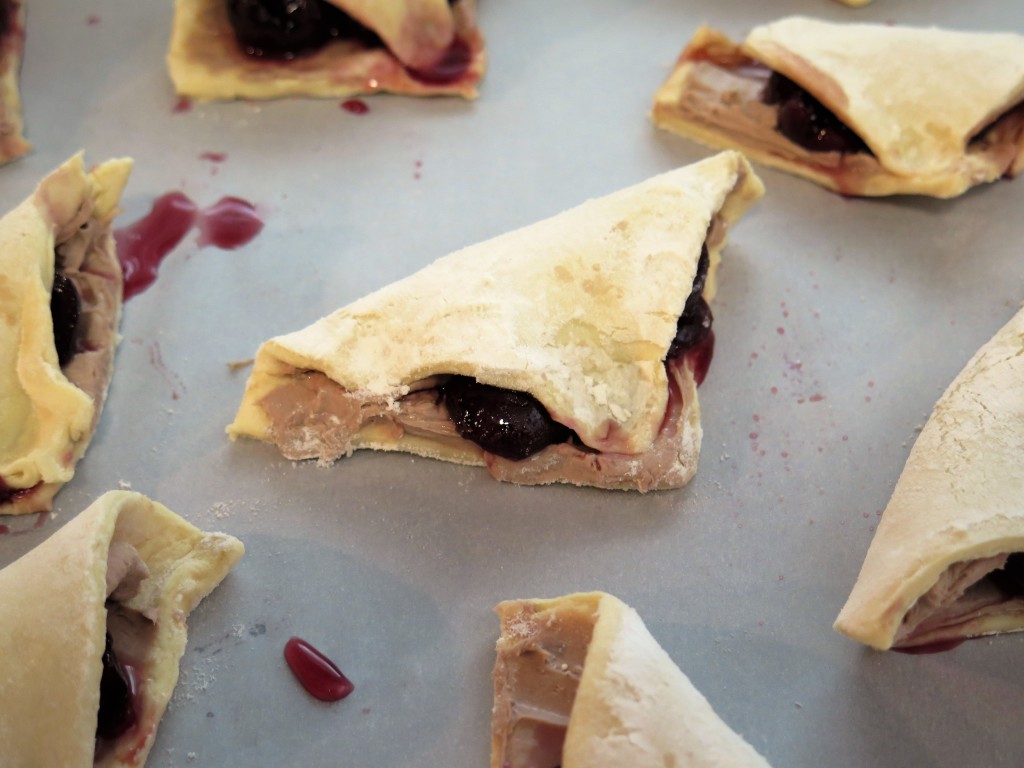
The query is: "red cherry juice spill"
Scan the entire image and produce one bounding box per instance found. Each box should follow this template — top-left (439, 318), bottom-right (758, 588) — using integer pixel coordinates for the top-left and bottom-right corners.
top-left (114, 192), bottom-right (199, 300)
top-left (199, 151), bottom-right (227, 163)
top-left (197, 197), bottom-right (264, 250)
top-left (407, 39), bottom-right (471, 84)
top-left (341, 99), bottom-right (369, 114)
top-left (172, 96), bottom-right (193, 113)
top-left (893, 637), bottom-right (967, 655)
top-left (284, 637), bottom-right (354, 702)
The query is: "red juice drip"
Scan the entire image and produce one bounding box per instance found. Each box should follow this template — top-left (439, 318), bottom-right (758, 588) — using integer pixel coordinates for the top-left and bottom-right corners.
top-left (406, 39), bottom-right (471, 84)
top-left (172, 97), bottom-right (193, 113)
top-left (284, 637), bottom-right (354, 702)
top-left (114, 192), bottom-right (199, 300)
top-left (341, 99), bottom-right (369, 114)
top-left (199, 151), bottom-right (227, 162)
top-left (197, 197), bottom-right (264, 250)
top-left (687, 330), bottom-right (715, 387)
top-left (893, 637), bottom-right (967, 655)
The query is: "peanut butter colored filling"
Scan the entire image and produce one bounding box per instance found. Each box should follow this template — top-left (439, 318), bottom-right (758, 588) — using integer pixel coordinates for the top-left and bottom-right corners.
top-left (491, 598), bottom-right (597, 768)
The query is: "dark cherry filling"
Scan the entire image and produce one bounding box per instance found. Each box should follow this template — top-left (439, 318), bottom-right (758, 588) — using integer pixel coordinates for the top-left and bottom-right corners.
top-left (442, 376), bottom-right (574, 461)
top-left (0, 0), bottom-right (9, 39)
top-left (227, 0), bottom-right (380, 59)
top-left (283, 637), bottom-right (355, 702)
top-left (50, 272), bottom-right (82, 368)
top-left (762, 71), bottom-right (869, 155)
top-left (438, 243), bottom-right (715, 460)
top-left (406, 39), bottom-right (472, 85)
top-left (0, 478), bottom-right (41, 505)
top-left (96, 631), bottom-right (138, 741)
top-left (988, 553), bottom-right (1024, 596)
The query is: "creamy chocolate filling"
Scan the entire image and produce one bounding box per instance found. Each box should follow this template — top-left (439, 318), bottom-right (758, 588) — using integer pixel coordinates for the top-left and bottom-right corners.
top-left (492, 602), bottom-right (595, 768)
top-left (894, 553), bottom-right (1024, 647)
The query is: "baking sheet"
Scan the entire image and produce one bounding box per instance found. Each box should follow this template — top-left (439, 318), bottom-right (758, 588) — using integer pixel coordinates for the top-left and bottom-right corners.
top-left (3, 0), bottom-right (1024, 765)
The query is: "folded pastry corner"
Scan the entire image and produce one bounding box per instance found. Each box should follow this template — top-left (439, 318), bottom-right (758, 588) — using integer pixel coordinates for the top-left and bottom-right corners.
top-left (652, 16), bottom-right (1024, 197)
top-left (227, 151), bottom-right (764, 491)
top-left (491, 592), bottom-right (771, 768)
top-left (835, 305), bottom-right (1024, 650)
top-left (0, 153), bottom-right (132, 516)
top-left (0, 0), bottom-right (30, 164)
top-left (167, 0), bottom-right (486, 101)
top-left (0, 490), bottom-right (244, 766)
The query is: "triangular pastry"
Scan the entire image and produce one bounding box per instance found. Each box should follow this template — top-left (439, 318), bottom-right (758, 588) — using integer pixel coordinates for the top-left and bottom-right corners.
top-left (835, 305), bottom-right (1024, 650)
top-left (651, 17), bottom-right (1024, 197)
top-left (0, 154), bottom-right (132, 516)
top-left (0, 490), bottom-right (244, 767)
top-left (227, 151), bottom-right (764, 491)
top-left (491, 592), bottom-right (772, 768)
top-left (0, 0), bottom-right (30, 164)
top-left (168, 0), bottom-right (486, 101)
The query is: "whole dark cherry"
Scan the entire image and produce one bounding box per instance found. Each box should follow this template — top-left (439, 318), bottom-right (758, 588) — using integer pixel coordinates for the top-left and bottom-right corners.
top-left (96, 632), bottom-right (137, 741)
top-left (762, 71), bottom-right (869, 154)
top-left (442, 376), bottom-right (572, 460)
top-left (50, 273), bottom-right (81, 368)
top-left (227, 0), bottom-right (331, 58)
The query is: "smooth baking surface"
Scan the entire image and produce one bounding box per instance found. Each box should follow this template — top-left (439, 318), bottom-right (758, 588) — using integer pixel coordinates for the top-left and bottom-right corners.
top-left (2, 1), bottom-right (1023, 766)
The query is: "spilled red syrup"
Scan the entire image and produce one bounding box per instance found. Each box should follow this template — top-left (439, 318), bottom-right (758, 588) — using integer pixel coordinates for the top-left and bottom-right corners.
top-left (284, 637), bottom-right (354, 702)
top-left (115, 193), bottom-right (199, 300)
top-left (893, 637), bottom-right (967, 655)
top-left (115, 193), bottom-right (264, 299)
top-left (407, 39), bottom-right (471, 84)
top-left (199, 151), bottom-right (227, 163)
top-left (172, 96), bottom-right (193, 113)
top-left (687, 330), bottom-right (715, 387)
top-left (341, 99), bottom-right (369, 114)
top-left (197, 197), bottom-right (264, 250)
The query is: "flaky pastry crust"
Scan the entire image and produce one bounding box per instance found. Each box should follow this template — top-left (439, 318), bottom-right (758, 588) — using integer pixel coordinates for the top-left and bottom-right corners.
top-left (0, 0), bottom-right (29, 164)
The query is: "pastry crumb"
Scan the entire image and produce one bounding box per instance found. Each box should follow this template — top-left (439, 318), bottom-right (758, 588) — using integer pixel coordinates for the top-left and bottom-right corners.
top-left (226, 358), bottom-right (255, 372)
top-left (117, 479), bottom-right (132, 489)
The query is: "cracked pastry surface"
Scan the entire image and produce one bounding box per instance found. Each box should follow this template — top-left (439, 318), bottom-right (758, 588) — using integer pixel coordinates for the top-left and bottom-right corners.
top-left (835, 305), bottom-right (1024, 650)
top-left (0, 0), bottom-right (29, 164)
top-left (651, 17), bottom-right (1024, 197)
top-left (167, 0), bottom-right (486, 100)
top-left (227, 151), bottom-right (764, 492)
top-left (492, 592), bottom-right (771, 768)
top-left (0, 490), bottom-right (244, 767)
top-left (0, 154), bottom-right (132, 516)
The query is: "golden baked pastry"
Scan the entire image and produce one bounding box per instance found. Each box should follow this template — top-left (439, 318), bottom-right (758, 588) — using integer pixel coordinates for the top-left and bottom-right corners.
top-left (0, 154), bottom-right (131, 516)
top-left (227, 151), bottom-right (764, 491)
top-left (651, 17), bottom-right (1024, 197)
top-left (835, 305), bottom-right (1024, 650)
top-left (0, 490), bottom-right (244, 767)
top-left (167, 0), bottom-right (486, 100)
top-left (0, 0), bottom-right (30, 164)
top-left (492, 592), bottom-right (772, 767)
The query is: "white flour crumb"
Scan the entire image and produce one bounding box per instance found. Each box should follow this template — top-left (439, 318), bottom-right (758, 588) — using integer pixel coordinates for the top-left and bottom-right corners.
top-left (187, 753), bottom-right (197, 762)
top-left (209, 501), bottom-right (232, 519)
top-left (117, 480), bottom-right (132, 490)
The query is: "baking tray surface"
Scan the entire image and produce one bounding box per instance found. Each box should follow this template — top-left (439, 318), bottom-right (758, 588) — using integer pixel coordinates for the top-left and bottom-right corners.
top-left (2, 1), bottom-right (1024, 766)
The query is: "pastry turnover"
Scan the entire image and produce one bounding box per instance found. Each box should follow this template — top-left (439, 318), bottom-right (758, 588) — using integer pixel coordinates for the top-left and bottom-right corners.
top-left (651, 17), bottom-right (1024, 197)
top-left (491, 592), bottom-right (772, 768)
top-left (0, 0), bottom-right (30, 164)
top-left (167, 0), bottom-right (486, 100)
top-left (835, 305), bottom-right (1024, 650)
top-left (0, 154), bottom-right (131, 516)
top-left (227, 151), bottom-right (764, 492)
top-left (0, 490), bottom-right (244, 767)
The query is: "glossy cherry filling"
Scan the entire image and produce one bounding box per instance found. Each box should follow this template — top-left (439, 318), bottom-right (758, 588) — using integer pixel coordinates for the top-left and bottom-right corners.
top-left (283, 637), bottom-right (355, 702)
top-left (987, 553), bottom-right (1024, 596)
top-left (442, 377), bottom-right (575, 461)
top-left (96, 631), bottom-right (139, 741)
top-left (762, 71), bottom-right (870, 154)
top-left (437, 244), bottom-right (715, 461)
top-left (0, 478), bottom-right (41, 506)
top-left (50, 272), bottom-right (82, 368)
top-left (227, 0), bottom-right (381, 59)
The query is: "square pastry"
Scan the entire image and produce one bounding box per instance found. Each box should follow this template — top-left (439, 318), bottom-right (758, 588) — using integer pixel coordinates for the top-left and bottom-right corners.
top-left (228, 152), bottom-right (764, 492)
top-left (168, 0), bottom-right (486, 100)
top-left (652, 17), bottom-right (1024, 197)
